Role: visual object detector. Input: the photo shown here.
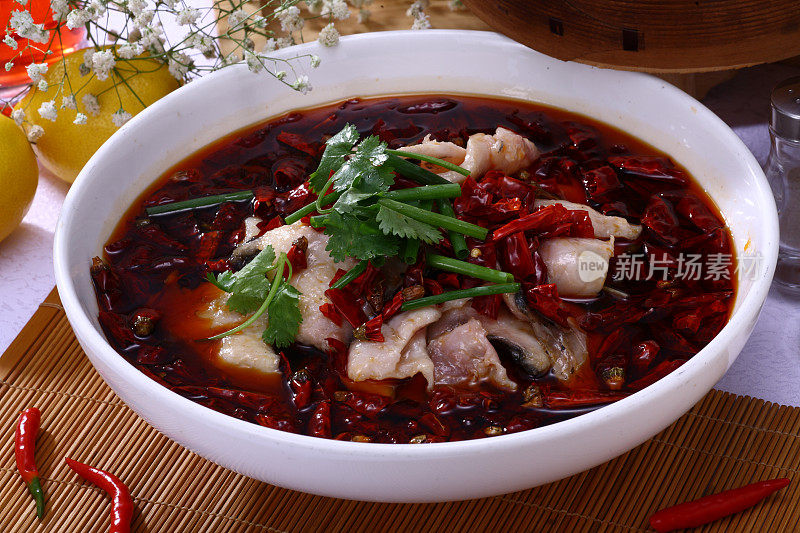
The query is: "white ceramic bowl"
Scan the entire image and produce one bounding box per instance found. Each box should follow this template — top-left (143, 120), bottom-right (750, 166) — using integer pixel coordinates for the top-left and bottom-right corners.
top-left (54, 30), bottom-right (778, 502)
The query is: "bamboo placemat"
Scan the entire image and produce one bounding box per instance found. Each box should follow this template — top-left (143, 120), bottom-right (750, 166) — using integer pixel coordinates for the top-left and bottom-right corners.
top-left (1, 289), bottom-right (799, 532)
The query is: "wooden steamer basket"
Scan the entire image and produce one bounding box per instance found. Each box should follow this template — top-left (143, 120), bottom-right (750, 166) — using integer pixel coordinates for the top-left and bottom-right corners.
top-left (461, 0), bottom-right (800, 72)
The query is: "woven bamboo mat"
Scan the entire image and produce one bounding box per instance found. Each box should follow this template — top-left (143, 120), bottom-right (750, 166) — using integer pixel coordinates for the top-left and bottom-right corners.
top-left (1, 290), bottom-right (799, 532)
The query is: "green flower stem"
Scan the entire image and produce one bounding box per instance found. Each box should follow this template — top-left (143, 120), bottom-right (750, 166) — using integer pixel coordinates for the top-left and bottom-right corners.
top-left (377, 198), bottom-right (488, 240)
top-left (400, 283), bottom-right (522, 311)
top-left (426, 254), bottom-right (514, 284)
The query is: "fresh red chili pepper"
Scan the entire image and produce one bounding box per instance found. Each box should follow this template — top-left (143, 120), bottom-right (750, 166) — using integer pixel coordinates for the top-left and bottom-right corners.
top-left (65, 458), bottom-right (133, 533)
top-left (15, 408), bottom-right (45, 519)
top-left (649, 478), bottom-right (790, 532)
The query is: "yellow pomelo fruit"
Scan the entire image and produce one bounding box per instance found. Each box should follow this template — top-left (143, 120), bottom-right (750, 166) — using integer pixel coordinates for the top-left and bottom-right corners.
top-left (17, 47), bottom-right (180, 183)
top-left (0, 114), bottom-right (38, 244)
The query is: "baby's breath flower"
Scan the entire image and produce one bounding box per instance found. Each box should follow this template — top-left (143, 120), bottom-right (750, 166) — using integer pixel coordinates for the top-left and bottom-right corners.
top-left (73, 113), bottom-right (88, 125)
top-left (138, 26), bottom-right (165, 51)
top-left (275, 70), bottom-right (286, 80)
top-left (10, 108), bottom-right (25, 126)
top-left (125, 0), bottom-right (146, 16)
top-left (167, 51), bottom-right (192, 80)
top-left (38, 100), bottom-right (58, 122)
top-left (37, 79), bottom-right (48, 92)
top-left (277, 5), bottom-right (304, 32)
top-left (50, 0), bottom-right (69, 20)
top-left (293, 75), bottom-right (311, 94)
top-left (252, 15), bottom-right (267, 29)
top-left (27, 125), bottom-right (45, 142)
top-left (4, 62), bottom-right (13, 72)
top-left (132, 10), bottom-right (155, 30)
top-left (117, 42), bottom-right (144, 59)
top-left (310, 55), bottom-right (321, 68)
top-left (306, 0), bottom-right (323, 14)
top-left (177, 7), bottom-right (200, 26)
top-left (13, 0), bottom-right (26, 5)
top-left (411, 12), bottom-right (430, 30)
top-left (82, 93), bottom-right (100, 116)
top-left (9, 10), bottom-right (49, 43)
top-left (112, 110), bottom-right (132, 127)
top-left (61, 95), bottom-right (77, 110)
top-left (83, 48), bottom-right (95, 68)
top-left (89, 0), bottom-right (107, 17)
top-left (276, 36), bottom-right (294, 49)
top-left (227, 9), bottom-right (247, 30)
top-left (66, 8), bottom-right (93, 30)
top-left (26, 62), bottom-right (48, 84)
top-left (318, 22), bottom-right (340, 47)
top-left (321, 0), bottom-right (350, 20)
top-left (3, 34), bottom-right (18, 50)
top-left (245, 51), bottom-right (263, 73)
top-left (91, 49), bottom-right (116, 81)
top-left (263, 38), bottom-right (278, 52)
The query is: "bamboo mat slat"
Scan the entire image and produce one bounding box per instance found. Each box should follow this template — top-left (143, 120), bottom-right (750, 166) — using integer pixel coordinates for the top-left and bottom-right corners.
top-left (0, 289), bottom-right (798, 532)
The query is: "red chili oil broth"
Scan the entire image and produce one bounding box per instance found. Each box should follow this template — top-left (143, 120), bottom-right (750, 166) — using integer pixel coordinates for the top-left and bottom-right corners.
top-left (92, 95), bottom-right (736, 443)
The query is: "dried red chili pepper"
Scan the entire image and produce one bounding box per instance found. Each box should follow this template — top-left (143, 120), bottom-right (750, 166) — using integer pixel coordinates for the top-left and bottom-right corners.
top-left (359, 314), bottom-right (385, 342)
top-left (308, 401), bottom-right (332, 438)
top-left (319, 303), bottom-right (343, 327)
top-left (524, 283), bottom-right (569, 327)
top-left (334, 390), bottom-right (391, 418)
top-left (286, 235), bottom-right (308, 272)
top-left (289, 370), bottom-right (313, 410)
top-left (500, 232), bottom-right (537, 280)
top-left (491, 203), bottom-right (593, 242)
top-left (631, 340), bottom-right (660, 373)
top-left (15, 408), bottom-right (45, 519)
top-left (324, 288), bottom-right (366, 328)
top-left (628, 359), bottom-right (686, 391)
top-left (65, 458), bottom-right (133, 533)
top-left (543, 390), bottom-right (629, 408)
top-left (649, 478), bottom-right (790, 532)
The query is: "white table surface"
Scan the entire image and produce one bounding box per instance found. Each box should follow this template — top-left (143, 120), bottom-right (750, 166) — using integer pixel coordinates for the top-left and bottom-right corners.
top-left (2, 62), bottom-right (799, 404)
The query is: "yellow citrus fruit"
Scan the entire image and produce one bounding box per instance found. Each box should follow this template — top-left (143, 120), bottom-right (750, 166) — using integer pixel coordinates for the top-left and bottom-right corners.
top-left (0, 114), bottom-right (38, 244)
top-left (17, 47), bottom-right (180, 183)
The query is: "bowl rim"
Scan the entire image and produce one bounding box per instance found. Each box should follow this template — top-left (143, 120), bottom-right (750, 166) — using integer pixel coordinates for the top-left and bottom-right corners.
top-left (54, 29), bottom-right (778, 458)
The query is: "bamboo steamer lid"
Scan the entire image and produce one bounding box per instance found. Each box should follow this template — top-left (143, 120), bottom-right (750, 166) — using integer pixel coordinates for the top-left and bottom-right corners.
top-left (461, 0), bottom-right (800, 73)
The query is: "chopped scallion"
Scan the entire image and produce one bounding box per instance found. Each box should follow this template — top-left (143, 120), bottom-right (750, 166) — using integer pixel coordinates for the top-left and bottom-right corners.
top-left (400, 283), bottom-right (521, 311)
top-left (146, 191), bottom-right (254, 216)
top-left (426, 254), bottom-right (514, 284)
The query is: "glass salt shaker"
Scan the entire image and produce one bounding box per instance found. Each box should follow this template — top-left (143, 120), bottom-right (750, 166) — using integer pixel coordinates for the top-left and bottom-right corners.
top-left (766, 77), bottom-right (800, 291)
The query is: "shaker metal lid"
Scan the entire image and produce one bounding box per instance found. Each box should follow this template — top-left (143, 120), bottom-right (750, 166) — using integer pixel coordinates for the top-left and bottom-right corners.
top-left (772, 77), bottom-right (800, 140)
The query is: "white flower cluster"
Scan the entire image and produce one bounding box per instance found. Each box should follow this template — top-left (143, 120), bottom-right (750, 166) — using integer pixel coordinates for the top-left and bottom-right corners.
top-left (407, 0), bottom-right (431, 30)
top-left (9, 10), bottom-right (48, 43)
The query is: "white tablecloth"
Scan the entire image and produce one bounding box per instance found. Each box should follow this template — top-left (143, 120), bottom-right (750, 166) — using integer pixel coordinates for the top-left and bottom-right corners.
top-left (1, 63), bottom-right (799, 404)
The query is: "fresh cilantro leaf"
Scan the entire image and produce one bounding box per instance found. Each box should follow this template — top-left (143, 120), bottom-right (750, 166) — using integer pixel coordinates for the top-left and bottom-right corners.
top-left (353, 134), bottom-right (388, 167)
top-left (228, 245), bottom-right (276, 301)
top-left (206, 270), bottom-right (236, 292)
top-left (331, 135), bottom-right (392, 194)
top-left (322, 210), bottom-right (400, 262)
top-left (310, 124), bottom-right (359, 192)
top-left (376, 205), bottom-right (443, 244)
top-left (262, 282), bottom-right (303, 348)
top-left (224, 293), bottom-right (265, 315)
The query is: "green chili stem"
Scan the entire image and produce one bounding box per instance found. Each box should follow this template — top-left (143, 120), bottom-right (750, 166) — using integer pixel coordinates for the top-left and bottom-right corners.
top-left (284, 191), bottom-right (342, 225)
top-left (426, 254), bottom-right (514, 284)
top-left (332, 260), bottom-right (368, 289)
top-left (386, 149), bottom-right (470, 176)
top-left (437, 199), bottom-right (468, 259)
top-left (400, 283), bottom-right (522, 311)
top-left (380, 184), bottom-right (462, 202)
top-left (377, 198), bottom-right (488, 240)
top-left (386, 154), bottom-right (451, 186)
top-left (146, 191), bottom-right (254, 216)
top-left (206, 254), bottom-right (287, 340)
